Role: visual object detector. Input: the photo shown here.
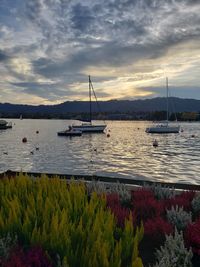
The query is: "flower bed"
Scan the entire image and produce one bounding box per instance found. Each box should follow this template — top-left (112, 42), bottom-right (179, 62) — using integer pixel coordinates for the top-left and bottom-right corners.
top-left (104, 183), bottom-right (200, 267)
top-left (0, 174), bottom-right (143, 267)
top-left (1, 174), bottom-right (200, 266)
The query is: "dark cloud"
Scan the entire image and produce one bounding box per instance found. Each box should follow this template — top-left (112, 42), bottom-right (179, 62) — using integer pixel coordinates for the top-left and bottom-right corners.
top-left (0, 50), bottom-right (9, 61)
top-left (1, 0), bottom-right (200, 103)
top-left (10, 80), bottom-right (110, 101)
top-left (25, 0), bottom-right (42, 21)
top-left (70, 3), bottom-right (95, 33)
top-left (10, 81), bottom-right (83, 101)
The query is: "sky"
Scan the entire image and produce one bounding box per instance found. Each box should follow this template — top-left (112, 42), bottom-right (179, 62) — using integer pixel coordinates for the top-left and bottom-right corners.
top-left (0, 0), bottom-right (200, 105)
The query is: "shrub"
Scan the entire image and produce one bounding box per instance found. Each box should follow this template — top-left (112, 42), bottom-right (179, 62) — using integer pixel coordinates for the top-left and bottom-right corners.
top-left (112, 182), bottom-right (131, 203)
top-left (106, 193), bottom-right (135, 228)
top-left (166, 206), bottom-right (192, 231)
top-left (0, 233), bottom-right (17, 261)
top-left (110, 205), bottom-right (131, 228)
top-left (131, 188), bottom-right (155, 202)
top-left (185, 219), bottom-right (200, 255)
top-left (131, 188), bottom-right (163, 222)
top-left (144, 217), bottom-right (173, 244)
top-left (153, 228), bottom-right (193, 267)
top-left (0, 174), bottom-right (144, 267)
top-left (87, 181), bottom-right (131, 203)
top-left (133, 198), bottom-right (163, 222)
top-left (2, 246), bottom-right (52, 267)
top-left (106, 193), bottom-right (120, 208)
top-left (163, 191), bottom-right (195, 211)
top-left (144, 183), bottom-right (178, 200)
top-left (192, 193), bottom-right (200, 215)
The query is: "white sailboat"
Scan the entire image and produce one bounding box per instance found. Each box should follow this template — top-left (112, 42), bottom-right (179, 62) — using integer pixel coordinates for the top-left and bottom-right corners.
top-left (72, 76), bottom-right (106, 133)
top-left (146, 78), bottom-right (180, 134)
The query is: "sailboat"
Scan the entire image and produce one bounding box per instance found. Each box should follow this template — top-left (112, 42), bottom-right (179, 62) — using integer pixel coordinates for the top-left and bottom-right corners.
top-left (72, 76), bottom-right (106, 133)
top-left (146, 78), bottom-right (180, 134)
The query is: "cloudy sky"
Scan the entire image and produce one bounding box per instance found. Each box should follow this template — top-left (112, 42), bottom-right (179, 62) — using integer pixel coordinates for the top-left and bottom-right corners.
top-left (0, 0), bottom-right (200, 105)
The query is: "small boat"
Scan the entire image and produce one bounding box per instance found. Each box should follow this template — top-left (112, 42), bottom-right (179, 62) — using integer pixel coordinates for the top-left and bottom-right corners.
top-left (146, 121), bottom-right (180, 134)
top-left (72, 76), bottom-right (106, 133)
top-left (72, 123), bottom-right (106, 133)
top-left (57, 126), bottom-right (82, 137)
top-left (146, 78), bottom-right (180, 134)
top-left (0, 120), bottom-right (12, 130)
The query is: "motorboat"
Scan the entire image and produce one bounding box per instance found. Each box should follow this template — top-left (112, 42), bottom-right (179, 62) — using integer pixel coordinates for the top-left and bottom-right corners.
top-left (0, 120), bottom-right (12, 129)
top-left (57, 126), bottom-right (82, 137)
top-left (72, 123), bottom-right (106, 133)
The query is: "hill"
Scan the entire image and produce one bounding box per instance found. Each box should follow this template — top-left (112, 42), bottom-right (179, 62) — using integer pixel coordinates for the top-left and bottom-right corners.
top-left (0, 97), bottom-right (200, 119)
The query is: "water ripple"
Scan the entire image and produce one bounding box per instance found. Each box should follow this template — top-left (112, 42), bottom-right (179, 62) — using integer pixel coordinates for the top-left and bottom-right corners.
top-left (0, 119), bottom-right (200, 184)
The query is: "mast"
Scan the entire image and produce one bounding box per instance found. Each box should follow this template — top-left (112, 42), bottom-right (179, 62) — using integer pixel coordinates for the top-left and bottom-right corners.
top-left (89, 75), bottom-right (92, 122)
top-left (166, 77), bottom-right (169, 125)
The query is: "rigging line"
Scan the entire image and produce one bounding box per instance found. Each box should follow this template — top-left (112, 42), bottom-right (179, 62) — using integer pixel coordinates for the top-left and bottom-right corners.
top-left (89, 76), bottom-right (92, 122)
top-left (168, 89), bottom-right (178, 122)
top-left (90, 78), bottom-right (106, 124)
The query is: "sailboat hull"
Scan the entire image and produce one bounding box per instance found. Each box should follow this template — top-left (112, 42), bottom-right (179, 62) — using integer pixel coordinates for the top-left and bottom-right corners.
top-left (146, 126), bottom-right (180, 134)
top-left (72, 124), bottom-right (106, 133)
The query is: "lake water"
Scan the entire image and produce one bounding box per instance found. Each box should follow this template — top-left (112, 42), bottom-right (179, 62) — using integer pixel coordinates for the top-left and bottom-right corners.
top-left (0, 119), bottom-right (200, 184)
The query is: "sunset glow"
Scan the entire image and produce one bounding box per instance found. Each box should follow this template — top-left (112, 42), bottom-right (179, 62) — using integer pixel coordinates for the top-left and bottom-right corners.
top-left (0, 0), bottom-right (200, 104)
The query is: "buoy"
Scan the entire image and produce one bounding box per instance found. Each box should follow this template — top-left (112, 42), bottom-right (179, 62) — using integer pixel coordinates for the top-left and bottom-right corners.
top-left (35, 147), bottom-right (39, 151)
top-left (181, 129), bottom-right (184, 133)
top-left (22, 137), bottom-right (27, 143)
top-left (30, 151), bottom-right (34, 155)
top-left (107, 134), bottom-right (110, 137)
top-left (191, 134), bottom-right (195, 138)
top-left (36, 130), bottom-right (39, 134)
top-left (94, 148), bottom-right (97, 152)
top-left (153, 140), bottom-right (158, 147)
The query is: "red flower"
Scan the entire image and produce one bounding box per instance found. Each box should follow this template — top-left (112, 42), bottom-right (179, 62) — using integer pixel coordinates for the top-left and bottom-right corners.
top-left (131, 188), bottom-right (155, 202)
top-left (3, 246), bottom-right (52, 267)
top-left (106, 193), bottom-right (120, 209)
top-left (106, 193), bottom-right (136, 227)
top-left (185, 219), bottom-right (200, 255)
top-left (111, 205), bottom-right (131, 228)
top-left (144, 217), bottom-right (173, 242)
top-left (163, 191), bottom-right (195, 211)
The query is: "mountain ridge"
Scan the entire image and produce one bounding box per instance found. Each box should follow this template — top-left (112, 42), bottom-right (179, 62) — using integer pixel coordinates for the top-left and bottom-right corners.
top-left (0, 97), bottom-right (200, 117)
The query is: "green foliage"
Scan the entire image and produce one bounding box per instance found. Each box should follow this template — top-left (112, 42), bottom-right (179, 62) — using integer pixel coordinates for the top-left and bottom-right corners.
top-left (0, 233), bottom-right (17, 260)
top-left (0, 174), bottom-right (143, 267)
top-left (144, 183), bottom-right (179, 200)
top-left (166, 205), bottom-right (192, 231)
top-left (87, 181), bottom-right (131, 203)
top-left (192, 192), bottom-right (200, 215)
top-left (153, 228), bottom-right (193, 267)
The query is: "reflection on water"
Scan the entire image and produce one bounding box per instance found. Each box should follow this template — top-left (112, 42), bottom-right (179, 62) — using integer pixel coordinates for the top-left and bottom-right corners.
top-left (0, 119), bottom-right (200, 184)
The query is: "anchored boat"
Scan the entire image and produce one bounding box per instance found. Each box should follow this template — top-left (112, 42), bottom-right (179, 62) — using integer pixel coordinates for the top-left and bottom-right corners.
top-left (0, 120), bottom-right (12, 130)
top-left (72, 76), bottom-right (106, 133)
top-left (57, 126), bottom-right (82, 137)
top-left (146, 78), bottom-right (180, 134)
